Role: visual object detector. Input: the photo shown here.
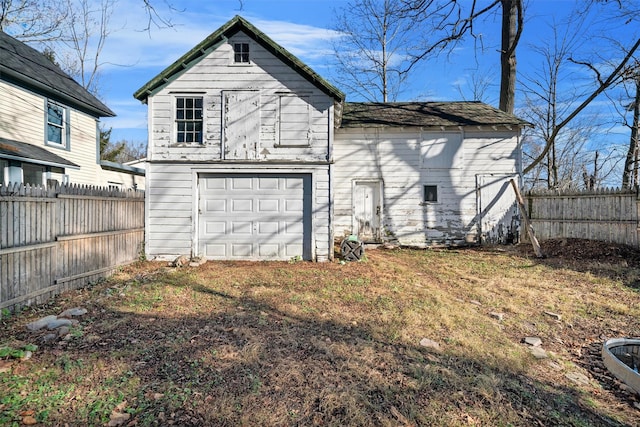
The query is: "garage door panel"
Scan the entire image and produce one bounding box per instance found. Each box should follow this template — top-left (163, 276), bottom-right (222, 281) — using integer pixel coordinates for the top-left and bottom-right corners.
top-left (258, 244), bottom-right (279, 257)
top-left (232, 178), bottom-right (253, 189)
top-left (232, 244), bottom-right (252, 257)
top-left (258, 222), bottom-right (279, 234)
top-left (232, 199), bottom-right (253, 212)
top-left (259, 199), bottom-right (279, 211)
top-left (206, 200), bottom-right (226, 212)
top-left (232, 221), bottom-right (253, 234)
top-left (198, 173), bottom-right (311, 260)
top-left (258, 177), bottom-right (280, 189)
top-left (205, 221), bottom-right (226, 234)
top-left (205, 243), bottom-right (226, 257)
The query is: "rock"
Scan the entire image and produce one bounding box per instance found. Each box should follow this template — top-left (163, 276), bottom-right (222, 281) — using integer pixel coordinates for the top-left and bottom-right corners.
top-left (189, 257), bottom-right (206, 267)
top-left (524, 337), bottom-right (543, 347)
top-left (107, 412), bottom-right (130, 426)
top-left (46, 318), bottom-right (73, 330)
top-left (544, 311), bottom-right (562, 321)
top-left (22, 415), bottom-right (37, 425)
top-left (490, 312), bottom-right (504, 321)
top-left (20, 351), bottom-right (32, 361)
top-left (41, 333), bottom-right (58, 343)
top-left (58, 307), bottom-right (87, 318)
top-left (26, 315), bottom-right (58, 331)
top-left (633, 402), bottom-right (640, 410)
top-left (469, 300), bottom-right (482, 306)
top-left (57, 326), bottom-right (70, 337)
top-left (419, 338), bottom-right (441, 351)
top-left (172, 255), bottom-right (189, 268)
top-left (530, 347), bottom-right (548, 359)
top-left (565, 372), bottom-right (590, 385)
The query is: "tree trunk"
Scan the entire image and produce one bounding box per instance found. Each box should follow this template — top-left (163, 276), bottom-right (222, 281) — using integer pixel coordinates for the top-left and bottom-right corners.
top-left (623, 78), bottom-right (640, 189)
top-left (499, 0), bottom-right (521, 113)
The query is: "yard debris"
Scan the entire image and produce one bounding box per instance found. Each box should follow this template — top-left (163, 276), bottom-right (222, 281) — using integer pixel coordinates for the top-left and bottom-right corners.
top-left (490, 312), bottom-right (505, 321)
top-left (544, 311), bottom-right (562, 321)
top-left (565, 371), bottom-right (590, 386)
top-left (172, 255), bottom-right (190, 268)
top-left (58, 307), bottom-right (87, 318)
top-left (529, 347), bottom-right (548, 359)
top-left (419, 338), bottom-right (440, 351)
top-left (524, 337), bottom-right (543, 347)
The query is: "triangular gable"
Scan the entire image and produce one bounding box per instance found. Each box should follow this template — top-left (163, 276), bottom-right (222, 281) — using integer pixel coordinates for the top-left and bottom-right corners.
top-left (134, 15), bottom-right (345, 103)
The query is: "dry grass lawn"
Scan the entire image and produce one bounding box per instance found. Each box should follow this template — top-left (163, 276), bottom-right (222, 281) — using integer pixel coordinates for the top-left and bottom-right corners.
top-left (1, 239), bottom-right (640, 426)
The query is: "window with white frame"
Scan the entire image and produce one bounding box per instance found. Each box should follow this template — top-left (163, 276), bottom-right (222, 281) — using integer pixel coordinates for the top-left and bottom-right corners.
top-left (233, 42), bottom-right (250, 63)
top-left (175, 96), bottom-right (203, 144)
top-left (47, 101), bottom-right (67, 147)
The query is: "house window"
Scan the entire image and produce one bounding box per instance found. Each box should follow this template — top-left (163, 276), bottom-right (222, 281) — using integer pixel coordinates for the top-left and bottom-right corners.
top-left (233, 43), bottom-right (249, 63)
top-left (424, 185), bottom-right (438, 203)
top-left (176, 97), bottom-right (203, 144)
top-left (47, 101), bottom-right (67, 147)
top-left (23, 163), bottom-right (45, 186)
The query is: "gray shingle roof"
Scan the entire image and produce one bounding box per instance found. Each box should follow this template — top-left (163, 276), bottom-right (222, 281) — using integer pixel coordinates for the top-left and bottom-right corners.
top-left (134, 15), bottom-right (345, 102)
top-left (340, 102), bottom-right (530, 128)
top-left (0, 31), bottom-right (114, 117)
top-left (0, 137), bottom-right (80, 169)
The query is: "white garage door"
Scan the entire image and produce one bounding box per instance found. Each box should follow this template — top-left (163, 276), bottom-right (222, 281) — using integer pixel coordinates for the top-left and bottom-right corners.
top-left (198, 174), bottom-right (311, 260)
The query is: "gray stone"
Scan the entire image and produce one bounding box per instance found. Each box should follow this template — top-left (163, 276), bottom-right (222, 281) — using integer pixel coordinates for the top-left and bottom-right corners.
top-left (565, 372), bottom-right (590, 385)
top-left (47, 318), bottom-right (73, 330)
top-left (490, 312), bottom-right (504, 321)
top-left (58, 307), bottom-right (87, 318)
top-left (419, 338), bottom-right (441, 351)
top-left (524, 337), bottom-right (543, 347)
top-left (41, 333), bottom-right (58, 343)
top-left (530, 346), bottom-right (548, 359)
top-left (57, 326), bottom-right (70, 337)
top-left (26, 315), bottom-right (58, 331)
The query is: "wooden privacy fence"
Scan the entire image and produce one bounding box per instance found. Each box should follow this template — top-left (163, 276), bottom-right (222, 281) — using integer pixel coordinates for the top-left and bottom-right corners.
top-left (1, 183), bottom-right (144, 312)
top-left (526, 187), bottom-right (639, 248)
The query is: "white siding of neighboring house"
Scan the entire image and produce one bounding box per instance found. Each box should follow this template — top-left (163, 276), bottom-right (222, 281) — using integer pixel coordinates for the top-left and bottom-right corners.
top-left (99, 167), bottom-right (146, 190)
top-left (145, 32), bottom-right (335, 261)
top-left (0, 80), bottom-right (115, 187)
top-left (0, 81), bottom-right (46, 144)
top-left (333, 127), bottom-right (521, 246)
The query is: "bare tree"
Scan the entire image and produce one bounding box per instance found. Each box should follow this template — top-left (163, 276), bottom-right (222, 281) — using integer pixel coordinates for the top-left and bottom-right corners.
top-left (0, 0), bottom-right (68, 42)
top-left (619, 66), bottom-right (640, 188)
top-left (401, 0), bottom-right (523, 113)
top-left (332, 0), bottom-right (415, 102)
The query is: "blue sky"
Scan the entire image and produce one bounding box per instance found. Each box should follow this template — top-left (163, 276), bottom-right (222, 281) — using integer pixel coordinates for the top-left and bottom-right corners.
top-left (96, 0), bottom-right (636, 165)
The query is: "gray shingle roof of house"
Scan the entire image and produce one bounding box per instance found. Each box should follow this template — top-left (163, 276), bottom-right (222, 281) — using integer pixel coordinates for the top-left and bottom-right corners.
top-left (0, 137), bottom-right (80, 169)
top-left (134, 15), bottom-right (345, 102)
top-left (0, 31), bottom-right (115, 117)
top-left (340, 102), bottom-right (531, 128)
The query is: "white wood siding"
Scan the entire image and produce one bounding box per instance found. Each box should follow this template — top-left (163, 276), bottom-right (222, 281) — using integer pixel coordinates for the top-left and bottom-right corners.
top-left (333, 128), bottom-right (520, 246)
top-left (0, 80), bottom-right (110, 186)
top-left (147, 32), bottom-right (332, 163)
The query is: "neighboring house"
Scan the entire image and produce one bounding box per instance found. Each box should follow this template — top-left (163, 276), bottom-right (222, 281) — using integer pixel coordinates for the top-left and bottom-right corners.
top-left (0, 31), bottom-right (144, 189)
top-left (135, 15), bottom-right (529, 261)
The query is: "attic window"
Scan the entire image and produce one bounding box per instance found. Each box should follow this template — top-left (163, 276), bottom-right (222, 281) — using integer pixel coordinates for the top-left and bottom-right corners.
top-left (233, 43), bottom-right (249, 63)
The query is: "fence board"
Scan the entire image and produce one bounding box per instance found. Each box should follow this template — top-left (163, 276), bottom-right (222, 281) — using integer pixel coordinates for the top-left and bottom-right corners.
top-left (0, 183), bottom-right (144, 312)
top-left (527, 188), bottom-right (639, 248)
